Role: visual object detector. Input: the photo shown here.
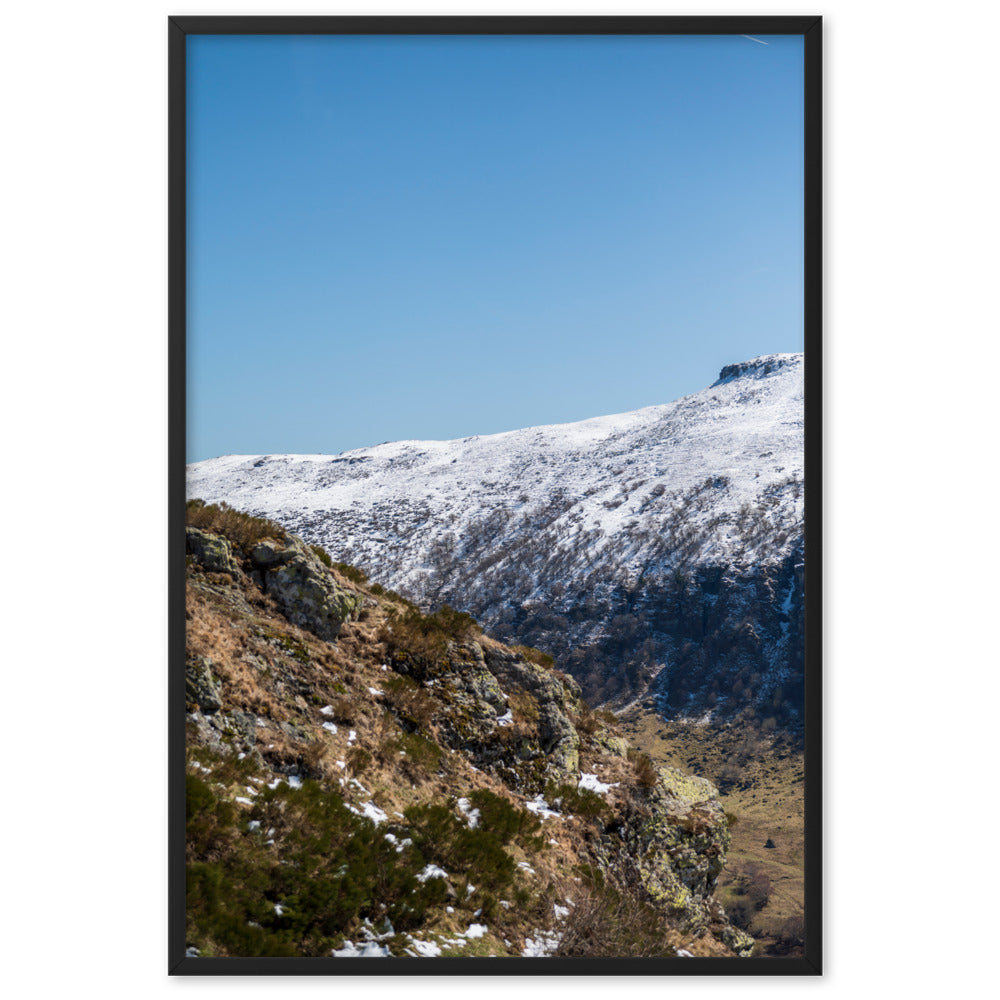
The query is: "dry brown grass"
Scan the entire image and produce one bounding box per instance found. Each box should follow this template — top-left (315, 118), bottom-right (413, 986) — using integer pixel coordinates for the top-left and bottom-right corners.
top-left (185, 543), bottom-right (757, 958)
top-left (186, 499), bottom-right (286, 549)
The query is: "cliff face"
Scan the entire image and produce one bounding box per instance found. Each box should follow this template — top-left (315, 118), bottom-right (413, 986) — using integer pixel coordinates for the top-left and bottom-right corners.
top-left (183, 503), bottom-right (753, 960)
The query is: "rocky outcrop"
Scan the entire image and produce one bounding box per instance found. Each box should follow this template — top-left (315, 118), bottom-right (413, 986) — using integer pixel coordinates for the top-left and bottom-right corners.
top-left (186, 526), bottom-right (239, 575)
top-left (401, 640), bottom-right (582, 792)
top-left (184, 505), bottom-right (753, 958)
top-left (250, 535), bottom-right (361, 641)
top-left (187, 526), bottom-right (362, 642)
top-left (185, 655), bottom-right (222, 713)
top-left (483, 646), bottom-right (582, 780)
top-left (612, 766), bottom-right (753, 957)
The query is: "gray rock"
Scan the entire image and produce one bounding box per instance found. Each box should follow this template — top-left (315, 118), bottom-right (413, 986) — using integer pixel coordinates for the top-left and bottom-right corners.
top-left (186, 526), bottom-right (239, 575)
top-left (185, 656), bottom-right (222, 713)
top-left (250, 538), bottom-right (296, 569)
top-left (246, 534), bottom-right (362, 642)
top-left (230, 711), bottom-right (259, 746)
top-left (277, 720), bottom-right (310, 742)
top-left (538, 702), bottom-right (580, 778)
top-left (451, 645), bottom-right (508, 713)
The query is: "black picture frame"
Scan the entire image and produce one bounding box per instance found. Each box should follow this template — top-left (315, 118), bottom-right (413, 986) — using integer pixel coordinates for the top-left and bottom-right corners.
top-left (169, 14), bottom-right (822, 976)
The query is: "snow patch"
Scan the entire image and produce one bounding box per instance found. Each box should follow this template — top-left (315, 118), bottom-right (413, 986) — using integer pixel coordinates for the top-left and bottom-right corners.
top-left (331, 940), bottom-right (390, 958)
top-left (408, 939), bottom-right (442, 957)
top-left (360, 801), bottom-right (388, 825)
top-left (456, 797), bottom-right (480, 828)
top-left (522, 931), bottom-right (561, 957)
top-left (416, 864), bottom-right (449, 882)
top-left (526, 795), bottom-right (561, 819)
top-left (579, 772), bottom-right (618, 795)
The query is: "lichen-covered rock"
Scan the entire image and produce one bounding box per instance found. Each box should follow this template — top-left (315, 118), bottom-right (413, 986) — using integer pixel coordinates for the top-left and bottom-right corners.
top-left (484, 646), bottom-right (580, 783)
top-left (186, 526), bottom-right (239, 575)
top-left (621, 766), bottom-right (742, 944)
top-left (450, 643), bottom-right (507, 713)
top-left (254, 535), bottom-right (362, 642)
top-left (718, 923), bottom-right (755, 958)
top-left (592, 732), bottom-right (629, 758)
top-left (538, 702), bottom-right (579, 778)
top-left (185, 655), bottom-right (222, 713)
top-left (250, 537), bottom-right (295, 569)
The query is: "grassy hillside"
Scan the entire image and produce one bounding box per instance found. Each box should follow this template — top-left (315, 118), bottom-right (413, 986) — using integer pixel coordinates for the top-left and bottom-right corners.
top-left (183, 502), bottom-right (753, 960)
top-left (619, 710), bottom-right (806, 957)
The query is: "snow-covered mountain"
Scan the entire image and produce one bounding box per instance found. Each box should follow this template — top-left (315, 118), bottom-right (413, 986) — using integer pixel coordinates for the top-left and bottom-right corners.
top-left (187, 353), bottom-right (805, 721)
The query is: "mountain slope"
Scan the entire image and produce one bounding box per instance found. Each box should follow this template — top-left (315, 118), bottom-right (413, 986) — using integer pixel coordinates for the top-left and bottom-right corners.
top-left (188, 353), bottom-right (805, 720)
top-left (183, 504), bottom-right (753, 958)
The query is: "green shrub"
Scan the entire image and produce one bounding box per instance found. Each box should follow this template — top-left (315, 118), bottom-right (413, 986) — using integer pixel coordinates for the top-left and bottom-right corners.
top-left (544, 781), bottom-right (609, 821)
top-left (186, 764), bottom-right (451, 956)
top-left (383, 730), bottom-right (443, 775)
top-left (380, 604), bottom-right (481, 672)
top-left (333, 562), bottom-right (367, 586)
top-left (309, 544), bottom-right (333, 569)
top-left (467, 789), bottom-right (543, 845)
top-left (404, 801), bottom-right (517, 894)
top-left (511, 645), bottom-right (555, 670)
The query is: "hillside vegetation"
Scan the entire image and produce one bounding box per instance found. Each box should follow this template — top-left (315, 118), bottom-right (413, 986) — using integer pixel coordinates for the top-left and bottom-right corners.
top-left (184, 501), bottom-right (755, 960)
top-left (619, 709), bottom-right (806, 957)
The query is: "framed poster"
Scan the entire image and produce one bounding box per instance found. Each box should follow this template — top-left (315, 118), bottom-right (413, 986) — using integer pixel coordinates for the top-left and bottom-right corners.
top-left (170, 15), bottom-right (821, 975)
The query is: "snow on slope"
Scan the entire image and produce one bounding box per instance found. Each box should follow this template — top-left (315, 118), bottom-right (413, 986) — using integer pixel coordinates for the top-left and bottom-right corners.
top-left (188, 354), bottom-right (804, 713)
top-left (188, 353), bottom-right (803, 585)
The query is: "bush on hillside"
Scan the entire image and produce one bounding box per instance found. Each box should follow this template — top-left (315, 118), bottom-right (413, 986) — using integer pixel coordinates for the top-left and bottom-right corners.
top-left (554, 867), bottom-right (679, 958)
top-left (187, 499), bottom-right (285, 549)
top-left (380, 604), bottom-right (481, 670)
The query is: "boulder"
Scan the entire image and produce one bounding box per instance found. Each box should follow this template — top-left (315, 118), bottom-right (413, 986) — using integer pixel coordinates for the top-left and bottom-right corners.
top-left (186, 526), bottom-right (239, 575)
top-left (250, 538), bottom-right (296, 569)
top-left (620, 765), bottom-right (751, 952)
top-left (538, 702), bottom-right (580, 778)
top-left (257, 535), bottom-right (361, 642)
top-left (185, 655), bottom-right (222, 713)
top-left (450, 643), bottom-right (507, 713)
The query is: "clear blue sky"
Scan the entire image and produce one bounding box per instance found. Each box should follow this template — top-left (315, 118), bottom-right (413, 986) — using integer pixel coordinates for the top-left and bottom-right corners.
top-left (187, 33), bottom-right (803, 462)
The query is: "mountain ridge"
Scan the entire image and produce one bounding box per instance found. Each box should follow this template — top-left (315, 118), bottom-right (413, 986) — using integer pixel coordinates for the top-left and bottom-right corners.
top-left (188, 353), bottom-right (804, 720)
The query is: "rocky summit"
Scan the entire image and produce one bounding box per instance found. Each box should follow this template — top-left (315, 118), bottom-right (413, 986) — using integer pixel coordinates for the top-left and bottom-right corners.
top-left (183, 502), bottom-right (754, 959)
top-left (187, 353), bottom-right (805, 722)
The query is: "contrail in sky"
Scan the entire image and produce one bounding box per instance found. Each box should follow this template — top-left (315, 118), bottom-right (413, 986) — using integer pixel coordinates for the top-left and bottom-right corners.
top-left (741, 35), bottom-right (769, 45)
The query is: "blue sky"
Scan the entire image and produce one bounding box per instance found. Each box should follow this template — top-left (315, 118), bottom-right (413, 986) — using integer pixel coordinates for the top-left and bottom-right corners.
top-left (187, 33), bottom-right (803, 462)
